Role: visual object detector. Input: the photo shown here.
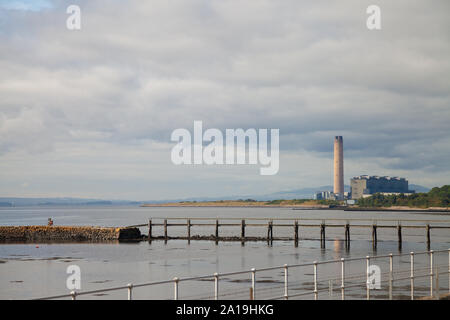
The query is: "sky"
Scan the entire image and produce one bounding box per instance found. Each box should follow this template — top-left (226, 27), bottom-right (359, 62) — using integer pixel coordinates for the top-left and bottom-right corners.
top-left (0, 0), bottom-right (449, 200)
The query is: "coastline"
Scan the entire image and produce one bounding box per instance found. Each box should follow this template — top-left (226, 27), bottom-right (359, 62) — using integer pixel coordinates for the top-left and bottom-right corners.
top-left (141, 202), bottom-right (449, 213)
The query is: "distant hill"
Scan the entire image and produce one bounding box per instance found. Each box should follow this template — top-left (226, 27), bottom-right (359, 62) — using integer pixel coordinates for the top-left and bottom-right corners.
top-left (142, 185), bottom-right (351, 203)
top-left (0, 184), bottom-right (431, 206)
top-left (409, 184), bottom-right (430, 193)
top-left (0, 202), bottom-right (13, 207)
top-left (243, 185), bottom-right (349, 200)
top-left (0, 197), bottom-right (140, 207)
top-left (143, 184), bottom-right (431, 203)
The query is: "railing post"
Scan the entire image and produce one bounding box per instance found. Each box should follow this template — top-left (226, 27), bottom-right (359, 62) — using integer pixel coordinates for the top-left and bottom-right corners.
top-left (284, 264), bottom-right (288, 300)
top-left (313, 261), bottom-right (318, 300)
top-left (341, 258), bottom-right (345, 300)
top-left (173, 277), bottom-right (179, 300)
top-left (214, 273), bottom-right (219, 300)
top-left (251, 268), bottom-right (256, 300)
top-left (127, 283), bottom-right (133, 300)
top-left (329, 279), bottom-right (333, 298)
top-left (426, 225), bottom-right (431, 250)
top-left (430, 250), bottom-right (434, 297)
top-left (410, 252), bottom-right (414, 300)
top-left (397, 224), bottom-right (402, 249)
top-left (435, 266), bottom-right (440, 299)
top-left (70, 291), bottom-right (77, 300)
top-left (241, 220), bottom-right (246, 242)
top-left (366, 256), bottom-right (370, 300)
top-left (448, 248), bottom-right (450, 294)
top-left (389, 253), bottom-right (393, 300)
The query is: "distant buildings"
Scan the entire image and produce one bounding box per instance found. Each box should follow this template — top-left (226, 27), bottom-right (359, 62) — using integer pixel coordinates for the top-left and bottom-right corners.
top-left (314, 190), bottom-right (349, 201)
top-left (314, 191), bottom-right (333, 200)
top-left (350, 175), bottom-right (414, 199)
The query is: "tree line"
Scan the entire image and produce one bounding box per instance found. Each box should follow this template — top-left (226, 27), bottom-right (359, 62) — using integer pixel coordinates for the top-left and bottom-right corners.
top-left (356, 185), bottom-right (450, 208)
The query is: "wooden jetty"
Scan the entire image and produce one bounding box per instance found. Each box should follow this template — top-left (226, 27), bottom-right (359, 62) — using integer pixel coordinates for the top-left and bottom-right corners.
top-left (128, 217), bottom-right (450, 248)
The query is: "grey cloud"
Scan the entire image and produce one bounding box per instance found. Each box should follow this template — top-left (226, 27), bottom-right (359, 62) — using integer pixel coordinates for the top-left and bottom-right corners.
top-left (0, 0), bottom-right (449, 198)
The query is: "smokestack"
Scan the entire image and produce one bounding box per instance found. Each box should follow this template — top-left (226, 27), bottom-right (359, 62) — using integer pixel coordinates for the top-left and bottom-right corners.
top-left (334, 136), bottom-right (344, 199)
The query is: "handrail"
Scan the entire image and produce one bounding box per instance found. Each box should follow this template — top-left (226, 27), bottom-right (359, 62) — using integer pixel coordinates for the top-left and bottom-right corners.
top-left (33, 248), bottom-right (450, 300)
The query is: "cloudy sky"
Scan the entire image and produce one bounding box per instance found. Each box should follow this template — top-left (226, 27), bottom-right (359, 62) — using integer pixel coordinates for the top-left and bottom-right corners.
top-left (0, 0), bottom-right (449, 200)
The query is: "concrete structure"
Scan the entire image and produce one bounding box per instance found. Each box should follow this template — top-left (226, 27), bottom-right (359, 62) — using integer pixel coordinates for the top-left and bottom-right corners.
top-left (333, 136), bottom-right (344, 200)
top-left (0, 226), bottom-right (142, 242)
top-left (314, 191), bottom-right (333, 200)
top-left (350, 175), bottom-right (413, 199)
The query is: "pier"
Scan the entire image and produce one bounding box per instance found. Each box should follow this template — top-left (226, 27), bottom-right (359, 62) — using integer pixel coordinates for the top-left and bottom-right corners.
top-left (0, 226), bottom-right (141, 242)
top-left (129, 217), bottom-right (450, 249)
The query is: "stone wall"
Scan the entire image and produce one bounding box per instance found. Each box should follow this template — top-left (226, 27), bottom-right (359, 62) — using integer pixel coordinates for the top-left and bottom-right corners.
top-left (0, 226), bottom-right (141, 242)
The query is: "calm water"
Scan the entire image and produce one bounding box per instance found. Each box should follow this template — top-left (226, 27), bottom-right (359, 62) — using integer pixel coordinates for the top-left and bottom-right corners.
top-left (0, 206), bottom-right (449, 299)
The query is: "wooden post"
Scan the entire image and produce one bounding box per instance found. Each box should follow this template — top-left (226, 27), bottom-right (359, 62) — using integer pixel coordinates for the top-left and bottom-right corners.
top-left (267, 220), bottom-right (273, 242)
top-left (345, 223), bottom-right (350, 247)
top-left (270, 220), bottom-right (273, 242)
top-left (187, 219), bottom-right (191, 242)
top-left (320, 224), bottom-right (323, 243)
top-left (397, 224), bottom-right (402, 249)
top-left (148, 219), bottom-right (152, 242)
top-left (320, 223), bottom-right (326, 247)
top-left (294, 220), bottom-right (299, 243)
top-left (215, 219), bottom-right (219, 241)
top-left (164, 219), bottom-right (168, 240)
top-left (241, 220), bottom-right (245, 241)
top-left (426, 224), bottom-right (431, 250)
top-left (372, 225), bottom-right (377, 249)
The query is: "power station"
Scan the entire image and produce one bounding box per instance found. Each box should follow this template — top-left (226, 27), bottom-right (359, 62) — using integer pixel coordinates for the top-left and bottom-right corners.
top-left (313, 136), bottom-right (414, 201)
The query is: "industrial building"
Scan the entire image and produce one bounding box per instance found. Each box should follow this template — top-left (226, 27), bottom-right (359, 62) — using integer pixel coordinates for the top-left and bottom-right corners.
top-left (313, 136), bottom-right (415, 201)
top-left (350, 175), bottom-right (414, 199)
top-left (314, 191), bottom-right (333, 200)
top-left (314, 190), bottom-right (349, 201)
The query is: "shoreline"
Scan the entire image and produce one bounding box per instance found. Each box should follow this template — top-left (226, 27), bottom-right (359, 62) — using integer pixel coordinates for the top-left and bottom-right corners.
top-left (141, 203), bottom-right (449, 213)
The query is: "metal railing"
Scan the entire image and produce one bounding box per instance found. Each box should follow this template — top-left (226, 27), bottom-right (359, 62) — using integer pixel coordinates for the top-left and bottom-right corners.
top-left (34, 248), bottom-right (450, 300)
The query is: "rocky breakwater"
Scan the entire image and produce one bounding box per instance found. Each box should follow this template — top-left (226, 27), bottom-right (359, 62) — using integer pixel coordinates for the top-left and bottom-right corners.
top-left (0, 226), bottom-right (142, 242)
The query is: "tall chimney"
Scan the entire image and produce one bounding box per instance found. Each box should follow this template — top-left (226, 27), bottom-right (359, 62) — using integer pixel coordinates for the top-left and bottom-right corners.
top-left (333, 136), bottom-right (344, 199)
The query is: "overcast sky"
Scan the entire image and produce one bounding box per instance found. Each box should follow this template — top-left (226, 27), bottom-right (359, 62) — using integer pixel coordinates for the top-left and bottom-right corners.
top-left (0, 0), bottom-right (449, 200)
